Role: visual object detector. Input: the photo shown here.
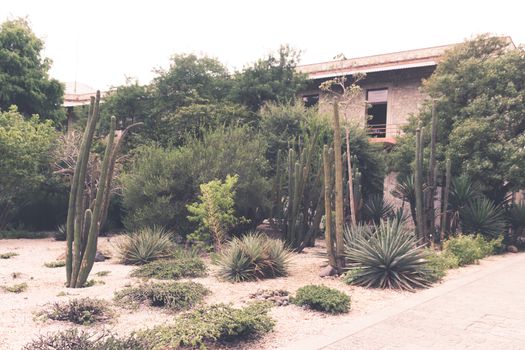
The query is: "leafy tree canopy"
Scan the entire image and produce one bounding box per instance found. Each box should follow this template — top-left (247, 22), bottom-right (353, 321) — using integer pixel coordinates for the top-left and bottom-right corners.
top-left (0, 18), bottom-right (64, 123)
top-left (388, 35), bottom-right (525, 203)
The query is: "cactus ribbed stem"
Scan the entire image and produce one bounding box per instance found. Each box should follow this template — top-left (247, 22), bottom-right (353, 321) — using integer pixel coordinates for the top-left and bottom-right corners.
top-left (323, 145), bottom-right (336, 267)
top-left (332, 102), bottom-right (345, 272)
top-left (415, 123), bottom-right (424, 241)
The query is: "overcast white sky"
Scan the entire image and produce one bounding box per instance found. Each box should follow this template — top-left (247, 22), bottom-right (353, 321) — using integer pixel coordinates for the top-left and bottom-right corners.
top-left (2, 0), bottom-right (524, 90)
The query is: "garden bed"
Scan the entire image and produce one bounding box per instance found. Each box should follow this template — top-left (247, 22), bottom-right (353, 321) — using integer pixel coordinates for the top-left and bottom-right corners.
top-left (0, 236), bottom-right (511, 350)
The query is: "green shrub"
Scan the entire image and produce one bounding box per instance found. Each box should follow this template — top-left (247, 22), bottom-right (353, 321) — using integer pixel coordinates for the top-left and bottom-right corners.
top-left (116, 226), bottom-right (173, 265)
top-left (292, 285), bottom-right (350, 314)
top-left (459, 197), bottom-right (506, 238)
top-left (37, 298), bottom-right (111, 325)
top-left (0, 230), bottom-right (50, 239)
top-left (95, 270), bottom-right (111, 277)
top-left (137, 302), bottom-right (274, 349)
top-left (54, 224), bottom-right (67, 241)
top-left (131, 250), bottom-right (207, 280)
top-left (443, 235), bottom-right (489, 266)
top-left (114, 281), bottom-right (209, 311)
top-left (216, 232), bottom-right (292, 282)
top-left (121, 126), bottom-right (271, 236)
top-left (23, 329), bottom-right (148, 350)
top-left (3, 282), bottom-right (27, 293)
top-left (424, 249), bottom-right (460, 282)
top-left (344, 219), bottom-right (432, 291)
top-left (44, 260), bottom-right (66, 268)
top-left (0, 251), bottom-right (18, 259)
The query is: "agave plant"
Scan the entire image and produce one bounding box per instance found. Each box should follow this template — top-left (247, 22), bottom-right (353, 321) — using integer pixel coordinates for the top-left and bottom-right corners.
top-left (448, 175), bottom-right (483, 232)
top-left (116, 226), bottom-right (174, 265)
top-left (362, 194), bottom-right (394, 225)
top-left (460, 198), bottom-right (505, 238)
top-left (216, 231), bottom-right (292, 282)
top-left (344, 219), bottom-right (431, 291)
top-left (391, 175), bottom-right (416, 223)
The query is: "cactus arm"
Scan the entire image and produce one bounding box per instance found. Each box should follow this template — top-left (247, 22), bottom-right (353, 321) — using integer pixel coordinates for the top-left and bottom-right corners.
top-left (76, 116), bottom-right (116, 287)
top-left (332, 102), bottom-right (345, 272)
top-left (414, 123), bottom-right (424, 241)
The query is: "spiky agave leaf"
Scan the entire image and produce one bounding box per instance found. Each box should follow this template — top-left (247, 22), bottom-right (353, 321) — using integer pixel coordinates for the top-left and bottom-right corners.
top-left (460, 198), bottom-right (505, 238)
top-left (116, 226), bottom-right (173, 265)
top-left (344, 219), bottom-right (432, 291)
top-left (362, 195), bottom-right (394, 224)
top-left (217, 231), bottom-right (292, 282)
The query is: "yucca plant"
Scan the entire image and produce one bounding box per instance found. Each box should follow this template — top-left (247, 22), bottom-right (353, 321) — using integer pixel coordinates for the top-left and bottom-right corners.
top-left (216, 232), bottom-right (292, 282)
top-left (448, 175), bottom-right (483, 232)
top-left (362, 194), bottom-right (394, 225)
top-left (459, 198), bottom-right (505, 238)
top-left (116, 226), bottom-right (173, 265)
top-left (391, 175), bottom-right (416, 224)
top-left (344, 219), bottom-right (431, 291)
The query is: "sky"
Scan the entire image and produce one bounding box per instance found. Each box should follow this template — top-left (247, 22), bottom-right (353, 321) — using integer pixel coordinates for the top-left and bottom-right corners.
top-left (2, 0), bottom-right (524, 90)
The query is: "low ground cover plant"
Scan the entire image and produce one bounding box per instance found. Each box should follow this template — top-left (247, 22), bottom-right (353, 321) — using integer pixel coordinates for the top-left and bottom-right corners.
top-left (114, 281), bottom-right (209, 311)
top-left (292, 285), bottom-right (350, 314)
top-left (116, 226), bottom-right (173, 265)
top-left (137, 302), bottom-right (274, 349)
top-left (23, 329), bottom-right (148, 350)
top-left (216, 232), bottom-right (292, 282)
top-left (131, 249), bottom-right (207, 279)
top-left (0, 231), bottom-right (50, 239)
top-left (424, 249), bottom-right (460, 282)
top-left (0, 251), bottom-right (18, 259)
top-left (3, 282), bottom-right (28, 293)
top-left (44, 260), bottom-right (66, 268)
top-left (344, 219), bottom-right (432, 291)
top-left (37, 297), bottom-right (112, 325)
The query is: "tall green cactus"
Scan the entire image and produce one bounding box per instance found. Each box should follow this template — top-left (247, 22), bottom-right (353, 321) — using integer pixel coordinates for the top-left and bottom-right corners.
top-left (323, 145), bottom-right (336, 267)
top-left (440, 157), bottom-right (451, 242)
top-left (414, 123), bottom-right (425, 241)
top-left (332, 102), bottom-right (345, 272)
top-left (66, 92), bottom-right (118, 288)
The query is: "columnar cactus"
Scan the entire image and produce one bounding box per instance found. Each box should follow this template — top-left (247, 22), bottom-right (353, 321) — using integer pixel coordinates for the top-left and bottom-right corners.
top-left (332, 102), bottom-right (345, 272)
top-left (414, 123), bottom-right (425, 241)
top-left (323, 145), bottom-right (336, 267)
top-left (66, 92), bottom-right (117, 288)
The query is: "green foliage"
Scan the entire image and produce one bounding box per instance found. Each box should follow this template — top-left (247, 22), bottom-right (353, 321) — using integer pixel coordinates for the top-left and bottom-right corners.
top-left (54, 224), bottom-right (67, 241)
top-left (95, 270), bottom-right (110, 277)
top-left (0, 230), bottom-right (50, 239)
top-left (116, 226), bottom-right (173, 265)
top-left (292, 285), bottom-right (350, 314)
top-left (388, 35), bottom-right (525, 204)
top-left (231, 45), bottom-right (307, 112)
top-left (362, 194), bottom-right (394, 225)
top-left (38, 298), bottom-right (111, 325)
top-left (114, 281), bottom-right (209, 311)
top-left (0, 251), bottom-right (18, 259)
top-left (344, 220), bottom-right (432, 291)
top-left (0, 18), bottom-right (64, 123)
top-left (0, 107), bottom-right (56, 229)
top-left (424, 249), bottom-right (459, 282)
top-left (130, 250), bottom-right (207, 280)
top-left (3, 282), bottom-right (28, 293)
top-left (44, 260), bottom-right (66, 268)
top-left (443, 234), bottom-right (500, 266)
top-left (459, 198), bottom-right (505, 238)
top-left (23, 329), bottom-right (148, 350)
top-left (122, 126), bottom-right (270, 235)
top-left (216, 232), bottom-right (292, 282)
top-left (187, 175), bottom-right (245, 251)
top-left (506, 203), bottom-right (525, 238)
top-left (137, 302), bottom-right (274, 349)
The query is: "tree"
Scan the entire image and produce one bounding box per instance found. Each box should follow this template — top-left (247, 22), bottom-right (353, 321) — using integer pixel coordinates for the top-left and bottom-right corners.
top-left (0, 18), bottom-right (64, 123)
top-left (388, 35), bottom-right (525, 204)
top-left (231, 45), bottom-right (307, 111)
top-left (0, 106), bottom-right (55, 228)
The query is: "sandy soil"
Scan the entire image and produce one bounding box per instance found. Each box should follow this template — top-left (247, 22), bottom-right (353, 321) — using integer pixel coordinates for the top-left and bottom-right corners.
top-left (0, 237), bottom-right (509, 350)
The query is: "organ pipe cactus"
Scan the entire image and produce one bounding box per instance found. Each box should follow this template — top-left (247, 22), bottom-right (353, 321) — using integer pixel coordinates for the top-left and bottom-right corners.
top-left (66, 92), bottom-right (118, 288)
top-left (414, 123), bottom-right (424, 241)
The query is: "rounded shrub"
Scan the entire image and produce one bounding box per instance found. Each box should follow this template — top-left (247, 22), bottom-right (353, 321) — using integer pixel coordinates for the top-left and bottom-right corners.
top-left (37, 298), bottom-right (112, 325)
top-left (216, 232), bottom-right (292, 282)
top-left (292, 285), bottom-right (350, 314)
top-left (130, 249), bottom-right (207, 280)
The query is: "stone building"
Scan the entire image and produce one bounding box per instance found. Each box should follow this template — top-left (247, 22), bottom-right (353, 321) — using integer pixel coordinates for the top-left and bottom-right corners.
top-left (297, 43), bottom-right (456, 145)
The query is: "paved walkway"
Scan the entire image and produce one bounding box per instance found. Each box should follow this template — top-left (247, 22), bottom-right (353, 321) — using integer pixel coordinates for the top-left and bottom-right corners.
top-left (282, 253), bottom-right (525, 350)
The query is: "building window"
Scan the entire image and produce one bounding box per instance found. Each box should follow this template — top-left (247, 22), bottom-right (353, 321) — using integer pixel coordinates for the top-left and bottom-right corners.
top-left (302, 94), bottom-right (319, 108)
top-left (366, 88), bottom-right (388, 137)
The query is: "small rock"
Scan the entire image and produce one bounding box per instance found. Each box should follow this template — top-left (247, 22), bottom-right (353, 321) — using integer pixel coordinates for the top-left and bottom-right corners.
top-left (319, 265), bottom-right (337, 277)
top-left (507, 245), bottom-right (519, 253)
top-left (94, 251), bottom-right (106, 262)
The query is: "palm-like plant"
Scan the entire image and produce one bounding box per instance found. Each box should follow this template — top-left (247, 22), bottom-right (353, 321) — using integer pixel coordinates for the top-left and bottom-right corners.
top-left (391, 175), bottom-right (416, 224)
top-left (506, 203), bottom-right (525, 237)
top-left (448, 175), bottom-right (482, 232)
top-left (344, 219), bottom-right (431, 291)
top-left (362, 194), bottom-right (394, 225)
top-left (460, 198), bottom-right (505, 238)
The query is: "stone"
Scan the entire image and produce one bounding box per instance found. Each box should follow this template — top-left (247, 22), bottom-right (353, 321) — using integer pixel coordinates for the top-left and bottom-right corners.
top-left (507, 245), bottom-right (518, 253)
top-left (319, 265), bottom-right (337, 277)
top-left (94, 251), bottom-right (106, 262)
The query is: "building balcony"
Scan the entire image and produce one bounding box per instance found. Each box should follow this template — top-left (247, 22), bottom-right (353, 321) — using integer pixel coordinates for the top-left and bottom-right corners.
top-left (366, 123), bottom-right (402, 145)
